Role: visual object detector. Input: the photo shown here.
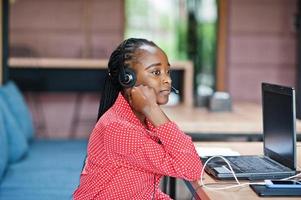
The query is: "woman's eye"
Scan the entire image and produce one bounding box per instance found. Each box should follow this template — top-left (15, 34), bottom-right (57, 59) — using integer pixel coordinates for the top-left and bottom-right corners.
top-left (167, 70), bottom-right (170, 75)
top-left (152, 70), bottom-right (161, 76)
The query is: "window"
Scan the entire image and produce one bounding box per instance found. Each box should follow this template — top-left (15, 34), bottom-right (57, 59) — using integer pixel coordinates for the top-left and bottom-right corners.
top-left (125, 0), bottom-right (218, 103)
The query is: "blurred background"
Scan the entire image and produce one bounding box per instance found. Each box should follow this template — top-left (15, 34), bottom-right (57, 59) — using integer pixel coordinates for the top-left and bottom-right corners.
top-left (1, 0), bottom-right (300, 199)
top-left (2, 0), bottom-right (298, 139)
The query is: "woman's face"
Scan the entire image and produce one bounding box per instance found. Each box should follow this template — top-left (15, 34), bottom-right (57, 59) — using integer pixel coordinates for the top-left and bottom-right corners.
top-left (131, 45), bottom-right (172, 105)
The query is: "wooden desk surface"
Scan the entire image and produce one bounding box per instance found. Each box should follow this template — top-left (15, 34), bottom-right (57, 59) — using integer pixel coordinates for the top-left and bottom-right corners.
top-left (163, 103), bottom-right (301, 137)
top-left (187, 142), bottom-right (301, 200)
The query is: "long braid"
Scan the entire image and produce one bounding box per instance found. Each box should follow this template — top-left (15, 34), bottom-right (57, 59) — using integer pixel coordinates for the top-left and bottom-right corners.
top-left (97, 38), bottom-right (157, 121)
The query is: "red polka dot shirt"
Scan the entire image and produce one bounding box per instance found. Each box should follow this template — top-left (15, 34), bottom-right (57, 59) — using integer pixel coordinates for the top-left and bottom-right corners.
top-left (73, 93), bottom-right (202, 199)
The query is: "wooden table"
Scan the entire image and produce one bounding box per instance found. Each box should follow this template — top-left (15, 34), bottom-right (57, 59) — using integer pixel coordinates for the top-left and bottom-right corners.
top-left (163, 103), bottom-right (301, 199)
top-left (185, 142), bottom-right (301, 200)
top-left (162, 103), bottom-right (301, 141)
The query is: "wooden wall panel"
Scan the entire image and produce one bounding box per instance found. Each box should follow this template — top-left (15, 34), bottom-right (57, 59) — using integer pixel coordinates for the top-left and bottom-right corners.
top-left (227, 0), bottom-right (297, 102)
top-left (216, 0), bottom-right (228, 91)
top-left (8, 0), bottom-right (124, 138)
top-left (9, 0), bottom-right (124, 59)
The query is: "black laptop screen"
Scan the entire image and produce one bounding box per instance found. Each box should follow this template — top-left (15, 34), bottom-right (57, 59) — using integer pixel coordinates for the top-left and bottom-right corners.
top-left (263, 83), bottom-right (296, 170)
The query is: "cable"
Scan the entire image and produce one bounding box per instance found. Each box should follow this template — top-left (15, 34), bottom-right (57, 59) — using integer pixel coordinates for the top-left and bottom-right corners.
top-left (199, 145), bottom-right (301, 190)
top-left (200, 155), bottom-right (301, 190)
top-left (281, 172), bottom-right (301, 180)
top-left (200, 156), bottom-right (265, 190)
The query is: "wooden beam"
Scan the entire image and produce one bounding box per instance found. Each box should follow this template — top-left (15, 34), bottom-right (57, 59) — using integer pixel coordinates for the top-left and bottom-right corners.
top-left (296, 0), bottom-right (301, 118)
top-left (9, 57), bottom-right (109, 69)
top-left (216, 0), bottom-right (228, 91)
top-left (1, 0), bottom-right (9, 85)
top-left (9, 57), bottom-right (194, 107)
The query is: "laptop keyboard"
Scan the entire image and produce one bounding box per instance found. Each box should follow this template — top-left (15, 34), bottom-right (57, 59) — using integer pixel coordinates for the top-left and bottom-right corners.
top-left (226, 156), bottom-right (287, 173)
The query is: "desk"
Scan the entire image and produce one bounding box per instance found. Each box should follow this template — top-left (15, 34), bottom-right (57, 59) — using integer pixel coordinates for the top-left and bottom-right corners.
top-left (185, 142), bottom-right (301, 200)
top-left (162, 103), bottom-right (301, 141)
top-left (163, 103), bottom-right (301, 198)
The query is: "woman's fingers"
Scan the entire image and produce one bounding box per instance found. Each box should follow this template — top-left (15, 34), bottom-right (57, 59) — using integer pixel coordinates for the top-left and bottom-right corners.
top-left (127, 85), bottom-right (155, 113)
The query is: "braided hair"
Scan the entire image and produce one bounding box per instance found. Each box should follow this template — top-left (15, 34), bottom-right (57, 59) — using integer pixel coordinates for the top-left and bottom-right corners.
top-left (97, 38), bottom-right (157, 120)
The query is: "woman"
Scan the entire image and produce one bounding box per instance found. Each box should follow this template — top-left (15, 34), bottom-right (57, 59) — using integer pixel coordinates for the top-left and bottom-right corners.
top-left (73, 38), bottom-right (202, 199)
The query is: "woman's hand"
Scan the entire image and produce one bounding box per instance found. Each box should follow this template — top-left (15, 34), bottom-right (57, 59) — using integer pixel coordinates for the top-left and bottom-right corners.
top-left (128, 85), bottom-right (158, 114)
top-left (127, 85), bottom-right (170, 127)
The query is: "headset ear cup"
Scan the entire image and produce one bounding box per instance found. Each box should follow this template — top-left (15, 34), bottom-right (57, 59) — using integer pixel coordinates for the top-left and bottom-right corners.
top-left (119, 68), bottom-right (136, 88)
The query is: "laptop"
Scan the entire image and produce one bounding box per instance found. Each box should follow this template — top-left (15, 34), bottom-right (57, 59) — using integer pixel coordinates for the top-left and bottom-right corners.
top-left (204, 82), bottom-right (297, 180)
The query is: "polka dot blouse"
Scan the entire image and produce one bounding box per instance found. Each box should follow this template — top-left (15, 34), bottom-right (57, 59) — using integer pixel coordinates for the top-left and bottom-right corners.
top-left (73, 93), bottom-right (202, 199)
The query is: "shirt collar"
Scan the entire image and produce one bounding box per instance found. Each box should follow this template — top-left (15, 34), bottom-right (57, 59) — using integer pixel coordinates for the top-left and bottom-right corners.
top-left (112, 93), bottom-right (156, 131)
top-left (112, 93), bottom-right (144, 126)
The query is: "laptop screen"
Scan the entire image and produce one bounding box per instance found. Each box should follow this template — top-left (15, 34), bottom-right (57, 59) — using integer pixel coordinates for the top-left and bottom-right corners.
top-left (262, 83), bottom-right (296, 170)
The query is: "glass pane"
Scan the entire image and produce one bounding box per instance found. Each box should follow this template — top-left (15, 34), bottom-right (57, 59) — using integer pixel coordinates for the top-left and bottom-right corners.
top-left (125, 0), bottom-right (218, 105)
top-left (125, 0), bottom-right (185, 60)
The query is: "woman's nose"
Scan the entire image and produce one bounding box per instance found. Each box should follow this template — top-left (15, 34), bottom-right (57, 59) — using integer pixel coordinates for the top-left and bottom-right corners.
top-left (162, 73), bottom-right (172, 84)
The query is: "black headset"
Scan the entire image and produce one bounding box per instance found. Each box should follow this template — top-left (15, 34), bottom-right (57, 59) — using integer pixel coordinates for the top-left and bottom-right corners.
top-left (118, 66), bottom-right (137, 88)
top-left (117, 39), bottom-right (137, 88)
top-left (118, 60), bottom-right (180, 94)
top-left (117, 39), bottom-right (179, 94)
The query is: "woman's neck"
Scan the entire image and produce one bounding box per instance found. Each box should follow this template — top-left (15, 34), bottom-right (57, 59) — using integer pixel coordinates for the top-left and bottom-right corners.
top-left (121, 91), bottom-right (148, 127)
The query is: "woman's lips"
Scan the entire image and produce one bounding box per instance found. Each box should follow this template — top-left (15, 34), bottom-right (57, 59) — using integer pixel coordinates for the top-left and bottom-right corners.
top-left (160, 90), bottom-right (171, 95)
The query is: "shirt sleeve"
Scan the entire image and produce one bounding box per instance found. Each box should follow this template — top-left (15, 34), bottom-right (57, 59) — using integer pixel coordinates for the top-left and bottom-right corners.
top-left (104, 121), bottom-right (202, 181)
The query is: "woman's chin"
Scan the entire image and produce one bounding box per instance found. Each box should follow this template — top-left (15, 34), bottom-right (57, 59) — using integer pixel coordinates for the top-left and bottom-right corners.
top-left (157, 97), bottom-right (169, 105)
